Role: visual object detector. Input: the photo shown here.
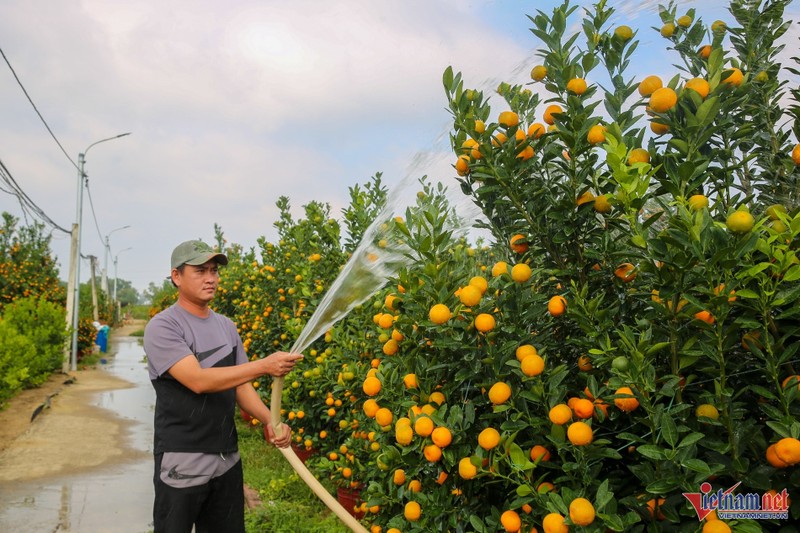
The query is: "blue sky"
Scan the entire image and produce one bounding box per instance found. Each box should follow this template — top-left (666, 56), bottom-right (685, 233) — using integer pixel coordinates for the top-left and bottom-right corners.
top-left (0, 0), bottom-right (785, 294)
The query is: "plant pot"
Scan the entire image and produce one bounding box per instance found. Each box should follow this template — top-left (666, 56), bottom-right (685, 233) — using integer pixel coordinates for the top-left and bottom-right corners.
top-left (291, 442), bottom-right (318, 464)
top-left (336, 486), bottom-right (365, 519)
top-left (262, 429), bottom-right (317, 462)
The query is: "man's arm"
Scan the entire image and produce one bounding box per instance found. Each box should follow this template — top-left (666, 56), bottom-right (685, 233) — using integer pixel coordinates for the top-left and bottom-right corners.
top-left (236, 384), bottom-right (292, 448)
top-left (167, 351), bottom-right (303, 394)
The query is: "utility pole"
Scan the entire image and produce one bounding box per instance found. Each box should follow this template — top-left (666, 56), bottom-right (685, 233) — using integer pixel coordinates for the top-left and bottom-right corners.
top-left (68, 151), bottom-right (87, 372)
top-left (103, 225), bottom-right (130, 297)
top-left (89, 255), bottom-right (99, 322)
top-left (113, 247), bottom-right (132, 324)
top-left (63, 224), bottom-right (79, 373)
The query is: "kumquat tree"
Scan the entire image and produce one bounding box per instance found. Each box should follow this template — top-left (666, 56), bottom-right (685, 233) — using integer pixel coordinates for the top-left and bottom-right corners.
top-left (174, 0), bottom-right (800, 531)
top-left (0, 212), bottom-right (63, 309)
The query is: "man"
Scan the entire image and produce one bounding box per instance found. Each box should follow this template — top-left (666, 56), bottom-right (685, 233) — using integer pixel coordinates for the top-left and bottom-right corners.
top-left (144, 240), bottom-right (303, 533)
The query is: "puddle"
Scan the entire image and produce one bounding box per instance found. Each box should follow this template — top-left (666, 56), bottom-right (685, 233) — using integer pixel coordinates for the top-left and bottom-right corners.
top-left (0, 336), bottom-right (155, 533)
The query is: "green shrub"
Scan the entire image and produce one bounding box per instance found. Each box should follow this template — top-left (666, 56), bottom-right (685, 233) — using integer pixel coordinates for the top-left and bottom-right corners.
top-left (130, 304), bottom-right (151, 320)
top-left (0, 296), bottom-right (68, 403)
top-left (0, 319), bottom-right (37, 404)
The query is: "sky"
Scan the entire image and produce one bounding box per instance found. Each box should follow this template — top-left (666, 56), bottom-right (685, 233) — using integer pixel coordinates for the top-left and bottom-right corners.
top-left (0, 0), bottom-right (779, 296)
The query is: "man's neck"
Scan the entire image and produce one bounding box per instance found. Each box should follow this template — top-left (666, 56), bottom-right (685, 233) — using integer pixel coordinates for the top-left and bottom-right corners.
top-left (177, 296), bottom-right (211, 318)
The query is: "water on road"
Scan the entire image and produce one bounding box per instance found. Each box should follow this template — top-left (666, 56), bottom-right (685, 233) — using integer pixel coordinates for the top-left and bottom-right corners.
top-left (0, 336), bottom-right (155, 533)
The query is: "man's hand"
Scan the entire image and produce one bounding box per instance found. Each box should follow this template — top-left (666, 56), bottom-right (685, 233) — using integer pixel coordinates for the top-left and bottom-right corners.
top-left (266, 422), bottom-right (293, 448)
top-left (262, 351), bottom-right (304, 377)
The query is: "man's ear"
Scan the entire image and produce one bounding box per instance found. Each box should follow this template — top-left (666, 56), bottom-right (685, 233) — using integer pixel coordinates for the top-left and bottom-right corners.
top-left (171, 269), bottom-right (180, 286)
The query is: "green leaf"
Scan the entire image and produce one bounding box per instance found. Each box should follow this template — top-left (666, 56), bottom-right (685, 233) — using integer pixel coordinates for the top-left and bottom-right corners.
top-left (734, 288), bottom-right (759, 299)
top-left (677, 432), bottom-right (705, 448)
top-left (669, 139), bottom-right (689, 155)
top-left (661, 414), bottom-right (679, 447)
top-left (741, 262), bottom-right (773, 278)
top-left (682, 458), bottom-right (711, 474)
top-left (509, 443), bottom-right (531, 468)
top-left (595, 479), bottom-right (614, 511)
top-left (599, 513), bottom-right (625, 531)
top-left (443, 66), bottom-right (454, 89)
top-left (637, 445), bottom-right (666, 460)
top-left (749, 385), bottom-right (776, 400)
top-left (581, 53), bottom-right (597, 73)
top-left (552, 8), bottom-right (566, 34)
top-left (646, 478), bottom-right (679, 493)
top-left (645, 342), bottom-right (672, 356)
top-left (590, 446), bottom-right (624, 460)
top-left (548, 492), bottom-right (569, 515)
top-left (765, 421), bottom-right (793, 438)
top-left (618, 432), bottom-right (645, 444)
top-left (469, 514), bottom-right (487, 532)
top-left (695, 96), bottom-right (720, 125)
top-left (783, 265), bottom-right (800, 282)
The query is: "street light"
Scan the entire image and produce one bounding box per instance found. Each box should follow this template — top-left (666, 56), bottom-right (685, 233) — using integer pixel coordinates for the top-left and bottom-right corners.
top-left (69, 132), bottom-right (131, 372)
top-left (103, 225), bottom-right (131, 296)
top-left (113, 247), bottom-right (132, 322)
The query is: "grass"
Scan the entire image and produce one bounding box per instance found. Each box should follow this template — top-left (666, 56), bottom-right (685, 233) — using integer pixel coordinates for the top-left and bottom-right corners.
top-left (129, 305), bottom-right (151, 320)
top-left (237, 419), bottom-right (351, 533)
top-left (77, 350), bottom-right (104, 368)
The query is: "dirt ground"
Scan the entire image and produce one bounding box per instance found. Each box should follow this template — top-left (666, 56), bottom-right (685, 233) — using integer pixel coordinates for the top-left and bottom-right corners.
top-left (0, 320), bottom-right (147, 482)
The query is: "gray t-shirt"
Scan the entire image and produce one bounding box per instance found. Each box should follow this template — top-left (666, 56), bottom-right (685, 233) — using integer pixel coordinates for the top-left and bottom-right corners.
top-left (144, 303), bottom-right (247, 380)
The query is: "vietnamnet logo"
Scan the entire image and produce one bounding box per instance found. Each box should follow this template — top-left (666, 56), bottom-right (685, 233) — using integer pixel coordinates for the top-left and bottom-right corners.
top-left (683, 481), bottom-right (789, 520)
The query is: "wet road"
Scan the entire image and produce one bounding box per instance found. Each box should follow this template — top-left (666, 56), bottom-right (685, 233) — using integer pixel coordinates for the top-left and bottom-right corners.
top-left (0, 335), bottom-right (155, 533)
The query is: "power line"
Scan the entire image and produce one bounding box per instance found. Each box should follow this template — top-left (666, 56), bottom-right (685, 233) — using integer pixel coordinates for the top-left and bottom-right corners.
top-left (0, 46), bottom-right (80, 173)
top-left (0, 158), bottom-right (70, 234)
top-left (0, 46), bottom-right (119, 249)
top-left (85, 181), bottom-right (106, 244)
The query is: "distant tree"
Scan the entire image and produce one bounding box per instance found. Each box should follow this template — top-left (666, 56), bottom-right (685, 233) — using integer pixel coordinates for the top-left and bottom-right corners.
top-left (77, 277), bottom-right (111, 322)
top-left (142, 280), bottom-right (168, 305)
top-left (111, 278), bottom-right (139, 308)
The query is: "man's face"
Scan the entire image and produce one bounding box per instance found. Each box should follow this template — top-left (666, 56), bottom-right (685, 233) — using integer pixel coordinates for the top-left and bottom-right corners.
top-left (173, 260), bottom-right (220, 304)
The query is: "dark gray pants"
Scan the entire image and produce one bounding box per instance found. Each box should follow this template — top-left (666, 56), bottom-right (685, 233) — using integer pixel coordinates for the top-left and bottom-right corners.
top-left (153, 453), bottom-right (245, 533)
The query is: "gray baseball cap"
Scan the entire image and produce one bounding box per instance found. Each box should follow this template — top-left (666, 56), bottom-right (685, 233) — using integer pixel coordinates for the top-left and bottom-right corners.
top-left (170, 240), bottom-right (228, 270)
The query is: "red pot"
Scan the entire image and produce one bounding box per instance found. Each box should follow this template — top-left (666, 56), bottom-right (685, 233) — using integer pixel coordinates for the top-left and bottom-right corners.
top-left (336, 486), bottom-right (365, 519)
top-left (291, 443), bottom-right (318, 463)
top-left (262, 429), bottom-right (317, 463)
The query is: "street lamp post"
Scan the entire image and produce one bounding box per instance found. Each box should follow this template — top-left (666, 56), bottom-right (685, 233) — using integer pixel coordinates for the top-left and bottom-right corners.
top-left (113, 247), bottom-right (132, 323)
top-left (103, 225), bottom-right (131, 296)
top-left (68, 132), bottom-right (131, 372)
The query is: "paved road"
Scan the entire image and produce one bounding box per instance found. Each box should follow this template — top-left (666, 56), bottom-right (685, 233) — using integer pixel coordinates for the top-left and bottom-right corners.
top-left (0, 334), bottom-right (155, 533)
